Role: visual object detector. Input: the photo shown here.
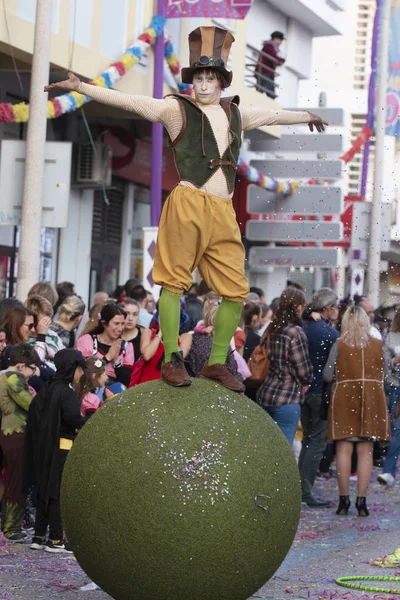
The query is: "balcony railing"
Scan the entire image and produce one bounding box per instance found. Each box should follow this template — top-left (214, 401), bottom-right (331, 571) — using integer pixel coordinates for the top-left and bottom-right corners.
top-left (245, 43), bottom-right (282, 99)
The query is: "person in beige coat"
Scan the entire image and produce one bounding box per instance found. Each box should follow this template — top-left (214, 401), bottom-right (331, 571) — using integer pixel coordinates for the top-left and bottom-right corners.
top-left (323, 306), bottom-right (390, 517)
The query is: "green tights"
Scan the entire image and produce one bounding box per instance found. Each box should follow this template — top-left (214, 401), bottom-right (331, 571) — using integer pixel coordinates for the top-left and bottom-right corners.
top-left (158, 289), bottom-right (242, 365)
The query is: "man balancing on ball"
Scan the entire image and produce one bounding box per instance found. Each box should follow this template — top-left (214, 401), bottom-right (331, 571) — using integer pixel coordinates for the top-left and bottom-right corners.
top-left (45, 26), bottom-right (327, 393)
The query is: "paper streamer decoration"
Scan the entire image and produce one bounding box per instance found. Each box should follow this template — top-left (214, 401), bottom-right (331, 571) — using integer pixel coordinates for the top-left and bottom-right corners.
top-left (164, 37), bottom-right (192, 95)
top-left (340, 126), bottom-right (372, 164)
top-left (237, 157), bottom-right (298, 194)
top-left (0, 16), bottom-right (298, 196)
top-left (0, 15), bottom-right (166, 123)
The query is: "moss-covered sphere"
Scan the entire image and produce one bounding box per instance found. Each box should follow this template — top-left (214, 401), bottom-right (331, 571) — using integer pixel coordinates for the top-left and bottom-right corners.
top-left (62, 379), bottom-right (300, 600)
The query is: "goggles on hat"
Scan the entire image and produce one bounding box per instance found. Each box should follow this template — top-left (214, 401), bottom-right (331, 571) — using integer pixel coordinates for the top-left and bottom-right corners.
top-left (194, 56), bottom-right (225, 68)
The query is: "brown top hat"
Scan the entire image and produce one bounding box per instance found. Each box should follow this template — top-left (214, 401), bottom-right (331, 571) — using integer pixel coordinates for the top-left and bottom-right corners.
top-left (181, 26), bottom-right (235, 87)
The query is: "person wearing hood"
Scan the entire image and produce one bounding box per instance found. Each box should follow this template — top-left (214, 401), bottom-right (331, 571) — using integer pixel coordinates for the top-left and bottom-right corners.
top-left (23, 349), bottom-right (86, 554)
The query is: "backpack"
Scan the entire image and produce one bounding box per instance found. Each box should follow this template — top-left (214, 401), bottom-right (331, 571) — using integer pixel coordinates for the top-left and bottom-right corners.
top-left (247, 329), bottom-right (271, 385)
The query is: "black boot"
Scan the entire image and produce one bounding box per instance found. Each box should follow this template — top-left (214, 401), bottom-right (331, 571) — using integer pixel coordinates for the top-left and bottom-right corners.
top-left (336, 495), bottom-right (351, 515)
top-left (355, 496), bottom-right (369, 517)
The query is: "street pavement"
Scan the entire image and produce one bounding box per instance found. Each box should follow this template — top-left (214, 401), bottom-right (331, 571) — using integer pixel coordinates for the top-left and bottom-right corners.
top-left (0, 467), bottom-right (399, 599)
top-left (252, 466), bottom-right (400, 600)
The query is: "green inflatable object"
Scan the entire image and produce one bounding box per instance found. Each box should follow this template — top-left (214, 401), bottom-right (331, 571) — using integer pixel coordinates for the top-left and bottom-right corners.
top-left (61, 379), bottom-right (300, 600)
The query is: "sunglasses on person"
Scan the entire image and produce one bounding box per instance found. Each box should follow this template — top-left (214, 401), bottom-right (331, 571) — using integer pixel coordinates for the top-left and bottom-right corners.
top-left (23, 323), bottom-right (35, 331)
top-left (194, 55), bottom-right (225, 68)
top-left (24, 364), bottom-right (36, 373)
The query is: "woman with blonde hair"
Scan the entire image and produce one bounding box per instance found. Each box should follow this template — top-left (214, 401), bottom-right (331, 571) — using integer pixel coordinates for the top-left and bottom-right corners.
top-left (323, 305), bottom-right (390, 516)
top-left (50, 295), bottom-right (86, 348)
top-left (27, 282), bottom-right (58, 309)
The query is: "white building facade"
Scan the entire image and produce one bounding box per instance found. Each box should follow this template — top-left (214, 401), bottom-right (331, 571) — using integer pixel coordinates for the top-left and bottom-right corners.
top-left (243, 0), bottom-right (345, 302)
top-left (299, 0), bottom-right (400, 306)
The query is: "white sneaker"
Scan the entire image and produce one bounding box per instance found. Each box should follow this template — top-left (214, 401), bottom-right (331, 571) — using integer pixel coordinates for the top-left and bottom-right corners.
top-left (30, 536), bottom-right (46, 550)
top-left (377, 472), bottom-right (395, 487)
top-left (45, 539), bottom-right (73, 554)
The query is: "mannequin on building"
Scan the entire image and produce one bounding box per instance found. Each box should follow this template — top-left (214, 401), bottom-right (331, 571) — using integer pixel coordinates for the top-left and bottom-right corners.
top-left (45, 26), bottom-right (327, 393)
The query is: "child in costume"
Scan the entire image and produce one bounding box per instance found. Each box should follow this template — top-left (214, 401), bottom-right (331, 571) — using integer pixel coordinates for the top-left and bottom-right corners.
top-left (45, 26), bottom-right (327, 393)
top-left (0, 343), bottom-right (40, 542)
top-left (80, 357), bottom-right (107, 419)
top-left (23, 349), bottom-right (86, 553)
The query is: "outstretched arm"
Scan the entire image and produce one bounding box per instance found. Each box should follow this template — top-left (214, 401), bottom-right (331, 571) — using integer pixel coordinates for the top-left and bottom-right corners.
top-left (44, 72), bottom-right (182, 128)
top-left (241, 106), bottom-right (328, 132)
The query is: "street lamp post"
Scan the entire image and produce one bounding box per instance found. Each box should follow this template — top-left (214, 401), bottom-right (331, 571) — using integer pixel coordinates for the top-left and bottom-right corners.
top-left (16, 0), bottom-right (53, 300)
top-left (150, 0), bottom-right (165, 227)
top-left (367, 0), bottom-right (391, 306)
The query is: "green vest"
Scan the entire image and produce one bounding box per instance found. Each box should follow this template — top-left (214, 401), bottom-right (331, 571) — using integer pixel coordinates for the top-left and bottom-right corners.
top-left (167, 94), bottom-right (241, 195)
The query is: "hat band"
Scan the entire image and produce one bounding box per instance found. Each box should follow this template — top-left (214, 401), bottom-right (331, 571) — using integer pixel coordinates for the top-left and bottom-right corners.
top-left (193, 56), bottom-right (225, 68)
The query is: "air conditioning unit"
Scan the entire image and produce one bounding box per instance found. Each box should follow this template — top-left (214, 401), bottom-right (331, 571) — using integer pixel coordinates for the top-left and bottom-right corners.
top-left (75, 142), bottom-right (112, 187)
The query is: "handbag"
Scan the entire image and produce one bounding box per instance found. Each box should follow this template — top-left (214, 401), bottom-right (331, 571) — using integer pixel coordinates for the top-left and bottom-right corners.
top-left (247, 330), bottom-right (270, 385)
top-left (128, 357), bottom-right (145, 387)
top-left (128, 330), bottom-right (164, 387)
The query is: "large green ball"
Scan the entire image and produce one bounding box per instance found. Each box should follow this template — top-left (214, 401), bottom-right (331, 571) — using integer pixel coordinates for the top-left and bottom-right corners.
top-left (61, 379), bottom-right (300, 600)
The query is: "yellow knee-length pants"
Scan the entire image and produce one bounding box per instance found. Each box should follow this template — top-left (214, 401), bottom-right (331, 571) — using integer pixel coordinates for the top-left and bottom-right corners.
top-left (153, 186), bottom-right (249, 302)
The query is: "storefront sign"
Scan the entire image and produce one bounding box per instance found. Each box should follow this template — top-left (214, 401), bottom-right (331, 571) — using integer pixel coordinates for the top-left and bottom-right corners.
top-left (249, 247), bottom-right (340, 269)
top-left (246, 220), bottom-right (343, 242)
top-left (251, 159), bottom-right (343, 179)
top-left (250, 134), bottom-right (344, 153)
top-left (247, 185), bottom-right (343, 216)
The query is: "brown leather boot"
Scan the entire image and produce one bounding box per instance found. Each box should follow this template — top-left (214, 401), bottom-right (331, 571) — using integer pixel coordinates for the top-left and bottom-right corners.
top-left (200, 362), bottom-right (245, 392)
top-left (161, 352), bottom-right (191, 387)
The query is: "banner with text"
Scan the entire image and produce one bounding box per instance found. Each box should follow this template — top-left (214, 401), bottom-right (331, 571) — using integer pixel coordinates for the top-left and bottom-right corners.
top-left (164, 0), bottom-right (252, 19)
top-left (386, 0), bottom-right (400, 136)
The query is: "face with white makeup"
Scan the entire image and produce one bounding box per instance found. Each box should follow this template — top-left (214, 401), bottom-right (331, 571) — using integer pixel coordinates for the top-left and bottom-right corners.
top-left (192, 69), bottom-right (224, 106)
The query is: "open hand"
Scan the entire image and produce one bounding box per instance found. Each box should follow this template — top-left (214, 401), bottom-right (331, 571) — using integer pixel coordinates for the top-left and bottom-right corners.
top-left (307, 111), bottom-right (328, 133)
top-left (44, 72), bottom-right (81, 93)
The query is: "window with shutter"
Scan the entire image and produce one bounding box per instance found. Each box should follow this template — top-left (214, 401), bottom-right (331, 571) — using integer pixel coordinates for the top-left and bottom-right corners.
top-left (92, 188), bottom-right (124, 245)
top-left (353, 0), bottom-right (375, 91)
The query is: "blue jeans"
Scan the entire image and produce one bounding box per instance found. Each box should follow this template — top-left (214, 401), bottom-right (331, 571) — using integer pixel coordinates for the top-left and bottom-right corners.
top-left (263, 404), bottom-right (301, 447)
top-left (382, 386), bottom-right (400, 477)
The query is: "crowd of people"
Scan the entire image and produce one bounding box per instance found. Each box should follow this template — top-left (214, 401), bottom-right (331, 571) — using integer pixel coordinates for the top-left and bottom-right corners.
top-left (0, 277), bottom-right (398, 552)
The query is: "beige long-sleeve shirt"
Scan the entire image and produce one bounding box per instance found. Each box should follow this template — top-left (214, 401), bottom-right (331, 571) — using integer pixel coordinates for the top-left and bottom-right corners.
top-left (79, 82), bottom-right (310, 198)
